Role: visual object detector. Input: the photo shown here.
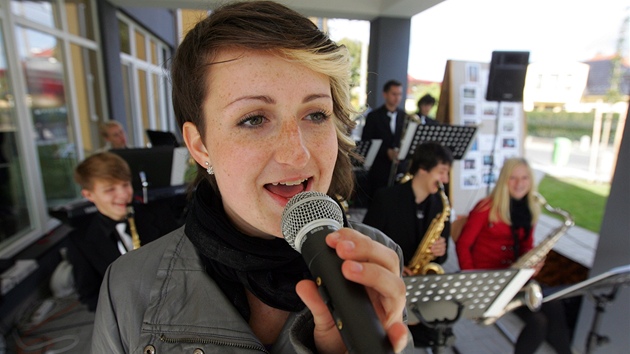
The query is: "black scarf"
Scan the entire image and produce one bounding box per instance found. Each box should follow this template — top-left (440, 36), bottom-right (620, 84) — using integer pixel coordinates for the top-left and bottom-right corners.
top-left (510, 196), bottom-right (532, 261)
top-left (185, 180), bottom-right (311, 320)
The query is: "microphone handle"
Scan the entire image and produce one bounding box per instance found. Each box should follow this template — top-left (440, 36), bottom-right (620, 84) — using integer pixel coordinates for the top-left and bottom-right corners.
top-left (302, 228), bottom-right (394, 354)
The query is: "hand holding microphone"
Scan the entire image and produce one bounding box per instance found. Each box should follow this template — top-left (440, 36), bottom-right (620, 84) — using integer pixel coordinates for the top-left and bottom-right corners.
top-left (282, 192), bottom-right (407, 354)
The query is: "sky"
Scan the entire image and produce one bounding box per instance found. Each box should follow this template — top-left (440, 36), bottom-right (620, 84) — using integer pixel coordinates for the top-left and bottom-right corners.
top-left (328, 0), bottom-right (630, 82)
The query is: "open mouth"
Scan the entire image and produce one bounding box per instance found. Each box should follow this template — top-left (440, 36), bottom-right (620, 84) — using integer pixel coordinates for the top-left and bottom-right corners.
top-left (264, 178), bottom-right (310, 199)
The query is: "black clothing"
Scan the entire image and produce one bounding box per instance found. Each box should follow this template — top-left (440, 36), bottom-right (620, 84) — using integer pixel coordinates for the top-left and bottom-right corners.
top-left (186, 180), bottom-right (311, 320)
top-left (363, 181), bottom-right (451, 348)
top-left (514, 300), bottom-right (573, 354)
top-left (66, 203), bottom-right (179, 311)
top-left (510, 197), bottom-right (532, 261)
top-left (363, 182), bottom-right (450, 266)
top-left (361, 105), bottom-right (406, 198)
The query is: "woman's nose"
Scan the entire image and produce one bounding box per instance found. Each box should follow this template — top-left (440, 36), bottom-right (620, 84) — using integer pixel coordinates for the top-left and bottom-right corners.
top-left (274, 120), bottom-right (310, 167)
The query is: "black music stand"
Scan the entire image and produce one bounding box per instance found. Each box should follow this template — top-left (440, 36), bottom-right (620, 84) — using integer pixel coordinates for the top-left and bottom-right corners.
top-left (543, 264), bottom-right (630, 354)
top-left (351, 139), bottom-right (382, 170)
top-left (405, 268), bottom-right (534, 353)
top-left (398, 124), bottom-right (477, 162)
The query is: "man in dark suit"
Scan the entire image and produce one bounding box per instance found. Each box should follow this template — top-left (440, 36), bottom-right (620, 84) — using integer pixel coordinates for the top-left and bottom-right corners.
top-left (363, 141), bottom-right (453, 348)
top-left (66, 152), bottom-right (179, 311)
top-left (361, 79), bottom-right (406, 198)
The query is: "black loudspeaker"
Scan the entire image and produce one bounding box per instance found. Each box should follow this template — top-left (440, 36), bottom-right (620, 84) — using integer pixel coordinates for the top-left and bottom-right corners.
top-left (485, 51), bottom-right (530, 102)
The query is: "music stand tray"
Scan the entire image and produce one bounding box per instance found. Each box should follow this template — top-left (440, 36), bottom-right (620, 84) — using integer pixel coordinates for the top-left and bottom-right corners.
top-left (542, 264), bottom-right (630, 354)
top-left (398, 124), bottom-right (477, 161)
top-left (543, 264), bottom-right (630, 303)
top-left (404, 268), bottom-right (534, 324)
top-left (351, 139), bottom-right (382, 170)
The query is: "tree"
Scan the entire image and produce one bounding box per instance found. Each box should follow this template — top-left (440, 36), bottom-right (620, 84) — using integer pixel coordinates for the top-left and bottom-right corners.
top-left (337, 38), bottom-right (361, 87)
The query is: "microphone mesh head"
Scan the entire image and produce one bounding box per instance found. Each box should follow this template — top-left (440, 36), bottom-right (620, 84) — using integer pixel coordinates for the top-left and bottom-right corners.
top-left (281, 191), bottom-right (344, 250)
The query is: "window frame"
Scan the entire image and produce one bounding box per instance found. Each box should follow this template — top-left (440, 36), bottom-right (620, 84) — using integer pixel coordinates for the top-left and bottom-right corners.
top-left (117, 11), bottom-right (174, 147)
top-left (0, 0), bottom-right (106, 258)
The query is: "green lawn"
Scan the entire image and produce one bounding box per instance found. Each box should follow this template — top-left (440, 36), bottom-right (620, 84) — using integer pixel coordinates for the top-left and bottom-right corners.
top-left (537, 175), bottom-right (610, 233)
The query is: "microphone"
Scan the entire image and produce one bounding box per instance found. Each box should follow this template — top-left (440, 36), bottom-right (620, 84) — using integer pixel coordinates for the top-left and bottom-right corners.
top-left (281, 191), bottom-right (394, 354)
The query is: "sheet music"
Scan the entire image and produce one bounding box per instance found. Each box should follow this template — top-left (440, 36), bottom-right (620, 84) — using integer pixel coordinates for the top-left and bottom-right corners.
top-left (364, 139), bottom-right (382, 170)
top-left (398, 122), bottom-right (419, 161)
top-left (483, 268), bottom-right (534, 318)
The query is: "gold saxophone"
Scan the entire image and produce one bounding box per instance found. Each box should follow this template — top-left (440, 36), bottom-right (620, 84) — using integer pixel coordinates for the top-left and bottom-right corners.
top-left (480, 192), bottom-right (574, 325)
top-left (127, 205), bottom-right (141, 250)
top-left (407, 181), bottom-right (450, 275)
top-left (512, 192), bottom-right (575, 268)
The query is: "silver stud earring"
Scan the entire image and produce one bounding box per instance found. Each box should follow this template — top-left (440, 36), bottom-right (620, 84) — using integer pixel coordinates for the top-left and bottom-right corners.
top-left (205, 161), bottom-right (214, 175)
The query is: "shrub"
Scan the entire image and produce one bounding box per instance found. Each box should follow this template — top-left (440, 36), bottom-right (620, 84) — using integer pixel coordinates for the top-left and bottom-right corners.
top-left (526, 111), bottom-right (620, 142)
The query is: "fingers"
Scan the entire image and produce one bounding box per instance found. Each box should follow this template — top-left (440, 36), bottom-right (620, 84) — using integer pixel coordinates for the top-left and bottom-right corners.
top-left (402, 266), bottom-right (413, 277)
top-left (298, 279), bottom-right (409, 353)
top-left (295, 280), bottom-right (334, 329)
top-left (326, 228), bottom-right (400, 274)
top-left (388, 322), bottom-right (411, 353)
top-left (295, 280), bottom-right (345, 353)
top-left (430, 237), bottom-right (446, 257)
top-left (325, 229), bottom-right (406, 327)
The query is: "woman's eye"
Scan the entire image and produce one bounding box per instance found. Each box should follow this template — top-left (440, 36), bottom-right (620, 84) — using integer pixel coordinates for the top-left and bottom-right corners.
top-left (239, 115), bottom-right (265, 127)
top-left (306, 111), bottom-right (330, 123)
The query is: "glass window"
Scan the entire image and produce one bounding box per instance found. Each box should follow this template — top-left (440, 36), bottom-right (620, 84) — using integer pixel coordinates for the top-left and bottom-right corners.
top-left (11, 0), bottom-right (60, 29)
top-left (70, 43), bottom-right (104, 155)
top-left (0, 25), bottom-right (33, 250)
top-left (134, 30), bottom-right (146, 61)
top-left (119, 20), bottom-right (130, 54)
top-left (150, 40), bottom-right (157, 66)
top-left (118, 13), bottom-right (174, 147)
top-left (2, 0), bottom-right (103, 257)
top-left (121, 63), bottom-right (135, 142)
top-left (15, 26), bottom-right (80, 206)
top-left (64, 0), bottom-right (95, 40)
top-left (151, 72), bottom-right (161, 131)
top-left (137, 69), bottom-right (149, 146)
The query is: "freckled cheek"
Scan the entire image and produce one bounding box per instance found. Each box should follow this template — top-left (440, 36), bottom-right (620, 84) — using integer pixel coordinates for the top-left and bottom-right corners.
top-left (318, 134), bottom-right (339, 177)
top-left (215, 140), bottom-right (268, 181)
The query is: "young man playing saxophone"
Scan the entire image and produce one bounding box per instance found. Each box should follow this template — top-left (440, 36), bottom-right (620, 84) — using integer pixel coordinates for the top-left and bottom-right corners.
top-left (363, 141), bottom-right (453, 347)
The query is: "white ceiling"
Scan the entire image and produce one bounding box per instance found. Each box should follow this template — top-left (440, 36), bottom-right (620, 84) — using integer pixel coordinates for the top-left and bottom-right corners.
top-left (109, 0), bottom-right (446, 21)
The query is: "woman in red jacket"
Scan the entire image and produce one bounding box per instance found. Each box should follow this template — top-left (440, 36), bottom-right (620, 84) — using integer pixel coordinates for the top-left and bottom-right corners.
top-left (456, 158), bottom-right (572, 354)
top-left (456, 158), bottom-right (540, 270)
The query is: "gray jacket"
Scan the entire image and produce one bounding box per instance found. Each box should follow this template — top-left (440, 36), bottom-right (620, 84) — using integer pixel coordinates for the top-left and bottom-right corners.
top-left (91, 223), bottom-right (412, 353)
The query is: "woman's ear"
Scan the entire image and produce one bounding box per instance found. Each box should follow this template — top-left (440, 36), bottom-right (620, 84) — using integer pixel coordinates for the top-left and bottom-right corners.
top-left (182, 122), bottom-right (209, 167)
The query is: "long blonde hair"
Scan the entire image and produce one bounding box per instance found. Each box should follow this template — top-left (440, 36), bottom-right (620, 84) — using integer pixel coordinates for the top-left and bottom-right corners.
top-left (488, 158), bottom-right (540, 225)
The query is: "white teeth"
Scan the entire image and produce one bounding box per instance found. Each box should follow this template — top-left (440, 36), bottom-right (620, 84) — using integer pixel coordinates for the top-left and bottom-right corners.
top-left (272, 178), bottom-right (307, 186)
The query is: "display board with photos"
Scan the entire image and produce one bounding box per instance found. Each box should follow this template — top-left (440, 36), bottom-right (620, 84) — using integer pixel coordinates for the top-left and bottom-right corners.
top-left (436, 60), bottom-right (525, 216)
